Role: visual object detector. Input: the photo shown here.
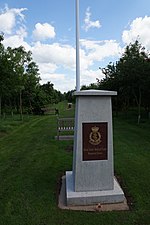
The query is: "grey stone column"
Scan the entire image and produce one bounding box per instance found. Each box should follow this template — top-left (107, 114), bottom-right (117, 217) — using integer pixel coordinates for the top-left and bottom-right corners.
top-left (66, 90), bottom-right (125, 206)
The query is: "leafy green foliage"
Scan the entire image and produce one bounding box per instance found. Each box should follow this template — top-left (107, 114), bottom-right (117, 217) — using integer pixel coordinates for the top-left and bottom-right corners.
top-left (0, 34), bottom-right (64, 116)
top-left (98, 41), bottom-right (150, 122)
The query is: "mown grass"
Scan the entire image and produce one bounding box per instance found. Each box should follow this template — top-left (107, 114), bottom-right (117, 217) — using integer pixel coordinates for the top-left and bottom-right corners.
top-left (0, 104), bottom-right (150, 225)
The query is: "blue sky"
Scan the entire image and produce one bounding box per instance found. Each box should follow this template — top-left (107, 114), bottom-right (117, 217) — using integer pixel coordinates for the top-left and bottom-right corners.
top-left (0, 0), bottom-right (150, 92)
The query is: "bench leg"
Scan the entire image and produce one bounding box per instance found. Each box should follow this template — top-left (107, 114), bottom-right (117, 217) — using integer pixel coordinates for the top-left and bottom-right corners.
top-left (57, 130), bottom-right (60, 140)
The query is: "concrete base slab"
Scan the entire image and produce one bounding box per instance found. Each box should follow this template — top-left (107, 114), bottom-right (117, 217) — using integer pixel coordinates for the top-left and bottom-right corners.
top-left (66, 171), bottom-right (126, 206)
top-left (58, 174), bottom-right (129, 211)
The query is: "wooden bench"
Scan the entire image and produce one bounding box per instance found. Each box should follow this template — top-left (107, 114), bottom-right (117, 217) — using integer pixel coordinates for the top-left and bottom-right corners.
top-left (57, 117), bottom-right (75, 140)
top-left (41, 107), bottom-right (59, 115)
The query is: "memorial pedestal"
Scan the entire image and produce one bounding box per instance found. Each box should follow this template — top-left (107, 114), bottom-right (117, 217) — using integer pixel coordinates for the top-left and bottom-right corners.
top-left (66, 171), bottom-right (124, 206)
top-left (66, 90), bottom-right (125, 206)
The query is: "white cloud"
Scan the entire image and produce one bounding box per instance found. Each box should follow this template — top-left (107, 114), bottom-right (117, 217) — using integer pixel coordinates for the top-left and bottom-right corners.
top-left (0, 5), bottom-right (27, 34)
top-left (3, 35), bottom-right (121, 92)
top-left (40, 72), bottom-right (65, 83)
top-left (122, 16), bottom-right (150, 50)
top-left (0, 5), bottom-right (122, 92)
top-left (30, 39), bottom-right (121, 92)
top-left (83, 7), bottom-right (101, 32)
top-left (40, 72), bottom-right (68, 92)
top-left (3, 34), bottom-right (30, 50)
top-left (81, 69), bottom-right (103, 86)
top-left (32, 42), bottom-right (76, 69)
top-left (81, 39), bottom-right (122, 62)
top-left (32, 23), bottom-right (56, 41)
top-left (0, 5), bottom-right (29, 50)
top-left (38, 62), bottom-right (57, 74)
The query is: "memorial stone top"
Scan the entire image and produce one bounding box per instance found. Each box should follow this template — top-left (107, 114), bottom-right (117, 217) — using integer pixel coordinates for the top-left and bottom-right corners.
top-left (74, 89), bottom-right (117, 96)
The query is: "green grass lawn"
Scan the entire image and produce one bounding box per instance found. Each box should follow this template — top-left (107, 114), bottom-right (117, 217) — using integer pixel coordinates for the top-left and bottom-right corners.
top-left (0, 105), bottom-right (150, 225)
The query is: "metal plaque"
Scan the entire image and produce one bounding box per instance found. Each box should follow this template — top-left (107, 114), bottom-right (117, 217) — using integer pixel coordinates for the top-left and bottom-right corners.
top-left (82, 122), bottom-right (108, 161)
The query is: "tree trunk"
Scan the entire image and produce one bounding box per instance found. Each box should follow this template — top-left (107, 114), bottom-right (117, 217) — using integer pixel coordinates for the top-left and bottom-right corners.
top-left (29, 96), bottom-right (33, 114)
top-left (133, 88), bottom-right (142, 124)
top-left (20, 90), bottom-right (23, 121)
top-left (0, 95), bottom-right (1, 117)
top-left (138, 88), bottom-right (142, 124)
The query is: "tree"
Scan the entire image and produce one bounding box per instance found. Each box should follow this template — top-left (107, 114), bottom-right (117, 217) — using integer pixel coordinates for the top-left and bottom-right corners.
top-left (98, 41), bottom-right (150, 123)
top-left (0, 35), bottom-right (63, 116)
top-left (64, 89), bottom-right (76, 103)
top-left (5, 46), bottom-right (40, 119)
top-left (23, 61), bottom-right (40, 113)
top-left (81, 83), bottom-right (98, 90)
top-left (0, 35), bottom-right (14, 116)
top-left (117, 41), bottom-right (150, 123)
top-left (0, 35), bottom-right (41, 117)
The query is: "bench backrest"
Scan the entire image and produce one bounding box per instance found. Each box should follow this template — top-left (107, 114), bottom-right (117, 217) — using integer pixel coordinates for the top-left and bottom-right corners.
top-left (57, 118), bottom-right (74, 131)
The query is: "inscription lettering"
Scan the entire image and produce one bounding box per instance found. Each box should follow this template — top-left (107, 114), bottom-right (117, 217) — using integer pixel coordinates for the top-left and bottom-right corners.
top-left (82, 122), bottom-right (108, 161)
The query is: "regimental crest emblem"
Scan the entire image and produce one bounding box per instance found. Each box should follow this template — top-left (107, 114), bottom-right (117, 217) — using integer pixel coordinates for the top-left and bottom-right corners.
top-left (89, 126), bottom-right (101, 145)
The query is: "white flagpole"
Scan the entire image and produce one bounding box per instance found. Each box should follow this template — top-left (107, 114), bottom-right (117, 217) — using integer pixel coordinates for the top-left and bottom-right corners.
top-left (76, 0), bottom-right (80, 91)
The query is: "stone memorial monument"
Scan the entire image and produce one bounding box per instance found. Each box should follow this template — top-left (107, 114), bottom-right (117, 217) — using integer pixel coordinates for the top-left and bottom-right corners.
top-left (61, 0), bottom-right (126, 208)
top-left (66, 89), bottom-right (125, 206)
